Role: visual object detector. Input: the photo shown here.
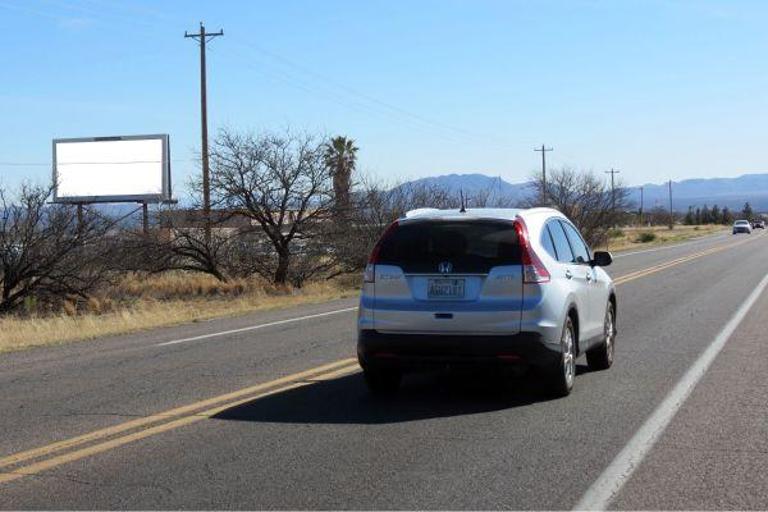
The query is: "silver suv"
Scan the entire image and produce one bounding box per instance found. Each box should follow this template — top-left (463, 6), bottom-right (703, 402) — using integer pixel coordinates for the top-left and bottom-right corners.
top-left (357, 207), bottom-right (616, 397)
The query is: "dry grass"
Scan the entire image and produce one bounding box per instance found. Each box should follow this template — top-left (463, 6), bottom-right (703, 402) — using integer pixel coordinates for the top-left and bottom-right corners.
top-left (0, 225), bottom-right (728, 353)
top-left (596, 224), bottom-right (727, 253)
top-left (0, 273), bottom-right (359, 353)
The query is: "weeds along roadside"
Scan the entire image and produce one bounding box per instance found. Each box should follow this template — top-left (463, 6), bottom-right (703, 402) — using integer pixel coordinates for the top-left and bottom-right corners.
top-left (0, 272), bottom-right (360, 353)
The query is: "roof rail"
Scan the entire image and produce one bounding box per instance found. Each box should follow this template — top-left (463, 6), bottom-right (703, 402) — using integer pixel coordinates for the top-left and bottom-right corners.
top-left (404, 208), bottom-right (442, 218)
top-left (523, 206), bottom-right (561, 215)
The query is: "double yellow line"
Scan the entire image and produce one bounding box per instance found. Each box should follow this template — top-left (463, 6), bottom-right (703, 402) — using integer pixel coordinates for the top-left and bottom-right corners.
top-left (613, 233), bottom-right (758, 286)
top-left (0, 358), bottom-right (359, 485)
top-left (0, 232), bottom-right (763, 486)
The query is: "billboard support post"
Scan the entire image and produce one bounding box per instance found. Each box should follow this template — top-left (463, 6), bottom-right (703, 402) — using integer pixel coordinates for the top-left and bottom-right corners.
top-left (76, 204), bottom-right (83, 234)
top-left (142, 202), bottom-right (149, 235)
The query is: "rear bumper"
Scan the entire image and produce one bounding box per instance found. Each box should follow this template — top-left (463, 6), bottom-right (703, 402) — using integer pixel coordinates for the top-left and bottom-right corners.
top-left (357, 330), bottom-right (560, 371)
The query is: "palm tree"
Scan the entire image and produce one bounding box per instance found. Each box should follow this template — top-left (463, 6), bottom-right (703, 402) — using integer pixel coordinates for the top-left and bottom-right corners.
top-left (324, 136), bottom-right (358, 211)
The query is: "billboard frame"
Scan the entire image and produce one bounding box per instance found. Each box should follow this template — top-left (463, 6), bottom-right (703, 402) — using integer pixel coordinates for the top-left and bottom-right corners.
top-left (52, 134), bottom-right (172, 204)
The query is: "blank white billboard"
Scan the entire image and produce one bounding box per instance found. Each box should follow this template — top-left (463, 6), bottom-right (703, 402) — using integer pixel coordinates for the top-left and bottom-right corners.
top-left (53, 134), bottom-right (171, 203)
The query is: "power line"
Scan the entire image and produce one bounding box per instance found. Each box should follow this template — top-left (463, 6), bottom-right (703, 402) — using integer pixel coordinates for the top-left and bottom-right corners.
top-left (56, 0), bottom-right (520, 151)
top-left (58, 160), bottom-right (162, 165)
top-left (6, 3), bottom-right (530, 171)
top-left (222, 42), bottom-right (516, 151)
top-left (0, 162), bottom-right (50, 167)
top-left (0, 159), bottom-right (195, 167)
top-left (226, 37), bottom-right (515, 149)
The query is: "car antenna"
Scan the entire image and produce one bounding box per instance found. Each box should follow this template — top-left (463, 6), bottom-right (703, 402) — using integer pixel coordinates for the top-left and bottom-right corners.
top-left (459, 190), bottom-right (466, 213)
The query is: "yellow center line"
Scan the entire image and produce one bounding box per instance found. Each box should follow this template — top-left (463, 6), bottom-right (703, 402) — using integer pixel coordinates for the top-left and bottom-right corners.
top-left (0, 232), bottom-right (763, 486)
top-left (0, 364), bottom-right (361, 485)
top-left (613, 233), bottom-right (760, 285)
top-left (0, 358), bottom-right (357, 471)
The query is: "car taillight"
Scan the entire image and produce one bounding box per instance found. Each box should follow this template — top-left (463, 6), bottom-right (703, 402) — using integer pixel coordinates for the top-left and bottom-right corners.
top-left (364, 221), bottom-right (399, 283)
top-left (514, 218), bottom-right (550, 284)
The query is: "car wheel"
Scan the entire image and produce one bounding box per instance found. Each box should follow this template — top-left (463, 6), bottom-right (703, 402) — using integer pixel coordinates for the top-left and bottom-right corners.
top-left (363, 366), bottom-right (402, 395)
top-left (587, 304), bottom-right (616, 371)
top-left (546, 316), bottom-right (576, 397)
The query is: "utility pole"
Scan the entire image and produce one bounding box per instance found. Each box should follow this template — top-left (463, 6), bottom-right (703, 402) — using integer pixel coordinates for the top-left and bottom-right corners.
top-left (185, 22), bottom-right (223, 245)
top-left (605, 168), bottom-right (620, 226)
top-left (668, 179), bottom-right (674, 229)
top-left (639, 186), bottom-right (644, 225)
top-left (534, 144), bottom-right (553, 205)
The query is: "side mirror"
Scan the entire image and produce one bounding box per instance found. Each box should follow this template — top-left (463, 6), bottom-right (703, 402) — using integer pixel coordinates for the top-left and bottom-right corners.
top-left (592, 250), bottom-right (613, 267)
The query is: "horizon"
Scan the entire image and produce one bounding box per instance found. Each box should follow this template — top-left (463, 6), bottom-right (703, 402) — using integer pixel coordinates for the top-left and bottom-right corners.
top-left (2, 1), bottom-right (768, 192)
top-left (405, 171), bottom-right (768, 188)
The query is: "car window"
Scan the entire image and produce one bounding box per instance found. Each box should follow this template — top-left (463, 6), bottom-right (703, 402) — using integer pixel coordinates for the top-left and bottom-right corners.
top-left (377, 220), bottom-right (521, 273)
top-left (547, 220), bottom-right (574, 263)
top-left (561, 221), bottom-right (591, 264)
top-left (541, 225), bottom-right (558, 259)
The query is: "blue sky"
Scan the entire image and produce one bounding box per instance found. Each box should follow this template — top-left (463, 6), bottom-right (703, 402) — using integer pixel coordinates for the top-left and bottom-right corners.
top-left (1, 0), bottom-right (768, 195)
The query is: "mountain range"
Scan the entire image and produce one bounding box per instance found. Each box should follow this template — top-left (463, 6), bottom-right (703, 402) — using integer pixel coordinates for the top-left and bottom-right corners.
top-left (398, 172), bottom-right (768, 211)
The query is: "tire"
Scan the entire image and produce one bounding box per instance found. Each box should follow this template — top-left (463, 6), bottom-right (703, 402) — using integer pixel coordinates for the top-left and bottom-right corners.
top-left (587, 303), bottom-right (616, 371)
top-left (363, 366), bottom-right (402, 395)
top-left (545, 316), bottom-right (576, 397)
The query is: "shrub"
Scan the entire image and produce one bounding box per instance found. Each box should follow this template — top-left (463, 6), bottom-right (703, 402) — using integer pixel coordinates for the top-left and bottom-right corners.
top-left (608, 228), bottom-right (625, 239)
top-left (635, 232), bottom-right (657, 243)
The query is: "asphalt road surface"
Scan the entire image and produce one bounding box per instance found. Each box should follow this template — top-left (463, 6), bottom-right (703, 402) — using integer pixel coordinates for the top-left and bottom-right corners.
top-left (2, 229), bottom-right (768, 510)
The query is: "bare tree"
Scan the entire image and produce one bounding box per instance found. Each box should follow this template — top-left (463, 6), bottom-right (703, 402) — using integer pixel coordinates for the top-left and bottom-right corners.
top-left (327, 178), bottom-right (460, 274)
top-left (133, 206), bottom-right (255, 282)
top-left (0, 184), bottom-right (116, 314)
top-left (210, 129), bottom-right (335, 285)
top-left (645, 205), bottom-right (681, 226)
top-left (465, 180), bottom-right (520, 208)
top-left (526, 167), bottom-right (632, 246)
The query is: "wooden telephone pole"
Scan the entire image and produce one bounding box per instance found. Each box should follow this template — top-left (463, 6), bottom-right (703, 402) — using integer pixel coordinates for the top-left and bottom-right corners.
top-left (534, 144), bottom-right (553, 205)
top-left (605, 168), bottom-right (620, 227)
top-left (668, 179), bottom-right (674, 229)
top-left (185, 22), bottom-right (223, 244)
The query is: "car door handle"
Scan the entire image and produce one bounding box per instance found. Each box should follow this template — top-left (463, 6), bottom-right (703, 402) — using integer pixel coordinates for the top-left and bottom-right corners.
top-left (565, 270), bottom-right (573, 280)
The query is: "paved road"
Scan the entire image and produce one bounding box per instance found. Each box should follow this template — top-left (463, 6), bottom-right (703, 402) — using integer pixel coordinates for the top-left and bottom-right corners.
top-left (1, 230), bottom-right (767, 510)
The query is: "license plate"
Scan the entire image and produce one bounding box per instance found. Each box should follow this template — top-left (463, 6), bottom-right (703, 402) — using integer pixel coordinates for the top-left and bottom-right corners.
top-left (428, 278), bottom-right (465, 299)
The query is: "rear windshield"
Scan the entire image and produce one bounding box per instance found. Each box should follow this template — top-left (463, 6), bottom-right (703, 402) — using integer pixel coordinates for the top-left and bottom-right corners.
top-left (377, 220), bottom-right (521, 273)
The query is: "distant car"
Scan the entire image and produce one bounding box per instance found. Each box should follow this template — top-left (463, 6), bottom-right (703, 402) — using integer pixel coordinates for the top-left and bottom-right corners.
top-left (753, 220), bottom-right (765, 229)
top-left (733, 220), bottom-right (752, 234)
top-left (357, 207), bottom-right (616, 397)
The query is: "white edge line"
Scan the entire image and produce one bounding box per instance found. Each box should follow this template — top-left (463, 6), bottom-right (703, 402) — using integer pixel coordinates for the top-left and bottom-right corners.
top-left (155, 307), bottom-right (358, 347)
top-left (573, 271), bottom-right (768, 511)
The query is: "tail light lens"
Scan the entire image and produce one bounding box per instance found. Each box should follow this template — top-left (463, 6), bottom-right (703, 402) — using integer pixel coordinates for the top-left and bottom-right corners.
top-left (514, 218), bottom-right (550, 284)
top-left (364, 221), bottom-right (399, 283)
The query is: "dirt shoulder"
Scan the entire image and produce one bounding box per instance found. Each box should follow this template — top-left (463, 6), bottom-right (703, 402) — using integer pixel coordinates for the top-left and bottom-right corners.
top-left (0, 275), bottom-right (358, 353)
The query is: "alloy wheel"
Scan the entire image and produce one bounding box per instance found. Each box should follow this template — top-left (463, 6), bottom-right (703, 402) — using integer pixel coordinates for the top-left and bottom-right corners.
top-left (563, 323), bottom-right (575, 388)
